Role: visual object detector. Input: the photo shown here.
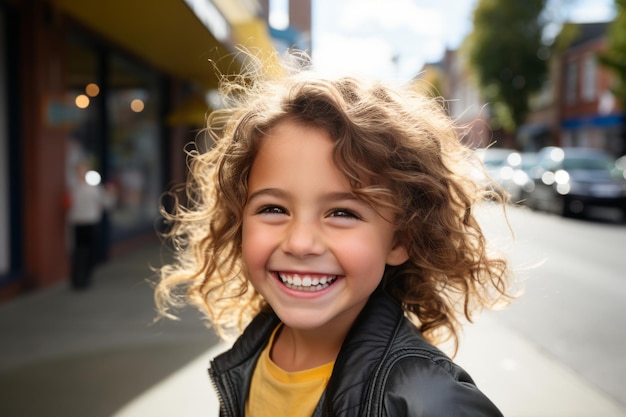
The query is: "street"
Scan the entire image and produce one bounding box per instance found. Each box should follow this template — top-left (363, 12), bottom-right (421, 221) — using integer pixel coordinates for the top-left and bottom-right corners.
top-left (470, 203), bottom-right (626, 411)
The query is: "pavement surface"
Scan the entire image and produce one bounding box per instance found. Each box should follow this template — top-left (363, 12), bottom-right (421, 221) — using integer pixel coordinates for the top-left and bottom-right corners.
top-left (1, 242), bottom-right (625, 417)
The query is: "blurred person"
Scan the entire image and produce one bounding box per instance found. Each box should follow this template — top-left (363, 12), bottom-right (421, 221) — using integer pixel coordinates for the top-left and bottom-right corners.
top-left (67, 161), bottom-right (115, 290)
top-left (155, 51), bottom-right (515, 416)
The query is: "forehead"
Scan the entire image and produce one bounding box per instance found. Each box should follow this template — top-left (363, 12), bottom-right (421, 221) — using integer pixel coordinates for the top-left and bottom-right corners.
top-left (247, 120), bottom-right (397, 220)
top-left (250, 119), bottom-right (394, 203)
top-left (250, 120), bottom-right (347, 187)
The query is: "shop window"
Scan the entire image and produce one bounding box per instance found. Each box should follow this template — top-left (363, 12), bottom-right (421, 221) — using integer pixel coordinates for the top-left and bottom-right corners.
top-left (65, 33), bottom-right (163, 244)
top-left (107, 54), bottom-right (162, 240)
top-left (65, 36), bottom-right (102, 188)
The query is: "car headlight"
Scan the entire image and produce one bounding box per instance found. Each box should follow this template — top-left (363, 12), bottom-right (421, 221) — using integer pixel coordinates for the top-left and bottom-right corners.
top-left (554, 170), bottom-right (570, 185)
top-left (541, 171), bottom-right (555, 185)
top-left (512, 170), bottom-right (529, 186)
top-left (499, 166), bottom-right (514, 180)
top-left (556, 183), bottom-right (571, 195)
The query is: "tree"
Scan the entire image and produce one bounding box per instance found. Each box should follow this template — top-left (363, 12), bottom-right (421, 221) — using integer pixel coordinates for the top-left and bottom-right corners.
top-left (598, 0), bottom-right (626, 112)
top-left (465, 0), bottom-right (548, 134)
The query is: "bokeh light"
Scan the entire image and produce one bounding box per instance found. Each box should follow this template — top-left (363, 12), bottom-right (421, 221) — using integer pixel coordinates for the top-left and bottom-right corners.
top-left (85, 83), bottom-right (100, 97)
top-left (130, 99), bottom-right (145, 113)
top-left (85, 170), bottom-right (101, 186)
top-left (75, 94), bottom-right (90, 109)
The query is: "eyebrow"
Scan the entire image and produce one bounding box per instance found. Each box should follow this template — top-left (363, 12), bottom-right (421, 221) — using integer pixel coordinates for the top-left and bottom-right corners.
top-left (247, 188), bottom-right (359, 204)
top-left (247, 188), bottom-right (285, 203)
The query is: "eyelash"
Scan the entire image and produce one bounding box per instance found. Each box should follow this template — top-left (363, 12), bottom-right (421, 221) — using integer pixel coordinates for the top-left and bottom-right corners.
top-left (257, 205), bottom-right (287, 215)
top-left (328, 208), bottom-right (360, 220)
top-left (255, 206), bottom-right (361, 220)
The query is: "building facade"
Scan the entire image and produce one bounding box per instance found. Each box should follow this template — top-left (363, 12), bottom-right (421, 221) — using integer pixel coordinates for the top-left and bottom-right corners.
top-left (436, 21), bottom-right (624, 157)
top-left (259, 0), bottom-right (312, 53)
top-left (0, 0), bottom-right (274, 300)
top-left (557, 23), bottom-right (625, 157)
top-left (440, 49), bottom-right (494, 149)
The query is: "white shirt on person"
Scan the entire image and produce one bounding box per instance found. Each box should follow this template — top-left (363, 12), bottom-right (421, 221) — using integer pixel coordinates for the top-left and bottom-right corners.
top-left (68, 182), bottom-right (114, 225)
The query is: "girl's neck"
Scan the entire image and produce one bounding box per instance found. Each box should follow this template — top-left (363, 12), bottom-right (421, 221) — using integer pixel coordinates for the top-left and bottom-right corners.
top-left (270, 324), bottom-right (348, 372)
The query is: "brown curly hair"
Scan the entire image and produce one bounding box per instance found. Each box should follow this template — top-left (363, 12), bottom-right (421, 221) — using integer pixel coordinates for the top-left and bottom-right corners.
top-left (155, 53), bottom-right (513, 352)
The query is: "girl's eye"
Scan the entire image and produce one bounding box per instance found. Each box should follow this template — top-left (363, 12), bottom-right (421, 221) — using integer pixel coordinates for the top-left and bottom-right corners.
top-left (329, 208), bottom-right (360, 219)
top-left (257, 205), bottom-right (287, 215)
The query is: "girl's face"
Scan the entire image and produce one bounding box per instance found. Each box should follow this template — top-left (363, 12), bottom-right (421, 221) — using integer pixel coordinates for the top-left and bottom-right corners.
top-left (242, 119), bottom-right (408, 334)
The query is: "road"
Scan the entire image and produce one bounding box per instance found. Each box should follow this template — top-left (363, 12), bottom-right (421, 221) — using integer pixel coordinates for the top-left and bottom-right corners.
top-left (475, 203), bottom-right (626, 408)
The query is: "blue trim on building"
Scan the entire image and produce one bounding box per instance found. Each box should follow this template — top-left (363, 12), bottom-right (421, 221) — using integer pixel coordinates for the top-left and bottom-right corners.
top-left (561, 114), bottom-right (625, 129)
top-left (269, 26), bottom-right (307, 50)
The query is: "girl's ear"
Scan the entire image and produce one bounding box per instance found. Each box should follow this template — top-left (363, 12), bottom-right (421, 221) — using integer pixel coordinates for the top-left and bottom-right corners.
top-left (386, 244), bottom-right (409, 266)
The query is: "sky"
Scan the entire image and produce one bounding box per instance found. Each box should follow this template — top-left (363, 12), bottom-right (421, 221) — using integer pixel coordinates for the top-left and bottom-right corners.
top-left (307, 0), bottom-right (617, 83)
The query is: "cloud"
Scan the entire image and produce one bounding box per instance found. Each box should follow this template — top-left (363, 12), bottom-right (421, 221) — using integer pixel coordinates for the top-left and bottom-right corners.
top-left (338, 0), bottom-right (445, 36)
top-left (312, 0), bottom-right (451, 81)
top-left (309, 0), bottom-right (617, 81)
top-left (313, 32), bottom-right (398, 79)
top-left (567, 3), bottom-right (615, 22)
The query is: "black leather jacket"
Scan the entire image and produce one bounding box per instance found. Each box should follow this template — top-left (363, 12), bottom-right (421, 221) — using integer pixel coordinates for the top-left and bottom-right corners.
top-left (209, 287), bottom-right (503, 417)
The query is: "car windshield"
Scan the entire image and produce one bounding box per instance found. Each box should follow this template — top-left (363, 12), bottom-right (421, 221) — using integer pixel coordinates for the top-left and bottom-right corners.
top-left (563, 157), bottom-right (611, 171)
top-left (476, 149), bottom-right (511, 167)
top-left (520, 154), bottom-right (537, 170)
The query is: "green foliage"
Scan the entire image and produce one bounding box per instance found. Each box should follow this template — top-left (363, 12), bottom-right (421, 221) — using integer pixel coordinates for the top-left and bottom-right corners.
top-left (466, 0), bottom-right (548, 132)
top-left (597, 0), bottom-right (626, 109)
top-left (552, 23), bottom-right (582, 53)
top-left (414, 64), bottom-right (445, 99)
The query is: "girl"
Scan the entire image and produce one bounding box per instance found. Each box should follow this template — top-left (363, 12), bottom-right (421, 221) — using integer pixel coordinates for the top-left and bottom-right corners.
top-left (155, 54), bottom-right (513, 417)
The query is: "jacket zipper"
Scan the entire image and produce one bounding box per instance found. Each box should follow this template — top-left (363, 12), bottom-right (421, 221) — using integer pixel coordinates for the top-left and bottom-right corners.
top-left (209, 366), bottom-right (237, 417)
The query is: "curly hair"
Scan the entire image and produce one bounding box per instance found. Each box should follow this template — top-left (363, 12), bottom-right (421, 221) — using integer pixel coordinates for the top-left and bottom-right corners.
top-left (155, 53), bottom-right (513, 352)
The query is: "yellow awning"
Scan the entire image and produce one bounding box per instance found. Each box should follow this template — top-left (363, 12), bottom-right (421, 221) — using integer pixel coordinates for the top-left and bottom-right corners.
top-left (166, 94), bottom-right (211, 126)
top-left (232, 18), bottom-right (283, 77)
top-left (50, 0), bottom-right (243, 88)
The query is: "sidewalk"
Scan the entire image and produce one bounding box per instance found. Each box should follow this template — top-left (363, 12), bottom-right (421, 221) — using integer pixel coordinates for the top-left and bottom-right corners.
top-left (1, 243), bottom-right (625, 417)
top-left (0, 243), bottom-right (220, 417)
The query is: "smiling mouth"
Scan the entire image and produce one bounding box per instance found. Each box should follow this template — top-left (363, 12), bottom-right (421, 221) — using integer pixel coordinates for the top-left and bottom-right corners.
top-left (277, 272), bottom-right (338, 292)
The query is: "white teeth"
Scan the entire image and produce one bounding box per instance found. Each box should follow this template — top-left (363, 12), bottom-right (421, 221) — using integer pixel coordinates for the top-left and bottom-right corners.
top-left (278, 273), bottom-right (337, 291)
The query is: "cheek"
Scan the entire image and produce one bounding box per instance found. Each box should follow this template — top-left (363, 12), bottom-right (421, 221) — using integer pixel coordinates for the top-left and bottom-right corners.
top-left (335, 235), bottom-right (389, 274)
top-left (241, 222), bottom-right (270, 269)
top-left (241, 223), bottom-right (255, 265)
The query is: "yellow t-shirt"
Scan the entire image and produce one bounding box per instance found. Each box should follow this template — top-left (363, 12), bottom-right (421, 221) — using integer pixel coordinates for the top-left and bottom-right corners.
top-left (245, 326), bottom-right (335, 417)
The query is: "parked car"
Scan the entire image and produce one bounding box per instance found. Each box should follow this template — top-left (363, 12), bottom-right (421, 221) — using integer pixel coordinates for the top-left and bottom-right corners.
top-left (498, 151), bottom-right (538, 204)
top-left (615, 155), bottom-right (626, 178)
top-left (474, 148), bottom-right (538, 203)
top-left (474, 147), bottom-right (515, 198)
top-left (524, 146), bottom-right (626, 218)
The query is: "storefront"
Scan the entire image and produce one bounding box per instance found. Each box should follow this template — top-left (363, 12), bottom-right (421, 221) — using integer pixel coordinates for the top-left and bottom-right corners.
top-left (561, 114), bottom-right (626, 157)
top-left (0, 3), bottom-right (22, 293)
top-left (0, 0), bottom-right (275, 299)
top-left (64, 33), bottom-right (166, 244)
top-left (0, 6), bottom-right (10, 284)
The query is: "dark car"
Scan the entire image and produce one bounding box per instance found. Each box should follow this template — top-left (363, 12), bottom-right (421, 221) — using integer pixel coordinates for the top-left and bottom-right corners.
top-left (525, 147), bottom-right (626, 219)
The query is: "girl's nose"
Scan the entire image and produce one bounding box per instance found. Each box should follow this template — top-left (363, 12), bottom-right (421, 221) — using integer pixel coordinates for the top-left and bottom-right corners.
top-left (282, 219), bottom-right (324, 258)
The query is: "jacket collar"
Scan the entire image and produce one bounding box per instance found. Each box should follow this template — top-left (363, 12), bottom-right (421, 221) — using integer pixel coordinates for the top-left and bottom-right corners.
top-left (211, 285), bottom-right (403, 372)
top-left (321, 286), bottom-right (404, 410)
top-left (209, 286), bottom-right (405, 416)
top-left (210, 309), bottom-right (280, 375)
